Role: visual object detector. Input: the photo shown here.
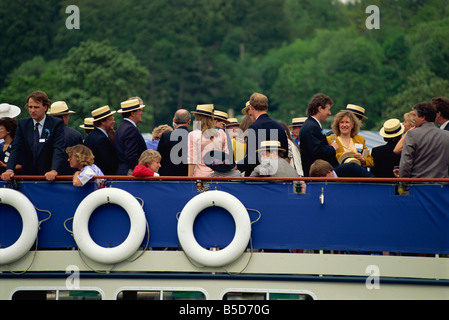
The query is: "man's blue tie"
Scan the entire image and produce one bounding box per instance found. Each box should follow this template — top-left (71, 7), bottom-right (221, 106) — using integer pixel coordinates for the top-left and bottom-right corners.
top-left (33, 122), bottom-right (40, 157)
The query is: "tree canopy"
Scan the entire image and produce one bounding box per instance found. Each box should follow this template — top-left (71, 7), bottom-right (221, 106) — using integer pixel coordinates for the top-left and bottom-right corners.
top-left (1, 0), bottom-right (448, 132)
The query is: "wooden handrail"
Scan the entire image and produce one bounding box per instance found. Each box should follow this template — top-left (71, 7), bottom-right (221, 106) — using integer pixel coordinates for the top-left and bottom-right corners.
top-left (5, 175), bottom-right (449, 183)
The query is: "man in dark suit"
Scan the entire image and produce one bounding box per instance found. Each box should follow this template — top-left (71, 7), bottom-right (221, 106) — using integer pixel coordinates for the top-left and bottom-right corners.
top-left (47, 101), bottom-right (83, 175)
top-left (299, 93), bottom-right (338, 177)
top-left (157, 109), bottom-right (191, 176)
top-left (399, 102), bottom-right (449, 178)
top-left (371, 119), bottom-right (403, 178)
top-left (433, 96), bottom-right (449, 131)
top-left (83, 105), bottom-right (118, 175)
top-left (310, 159), bottom-right (374, 178)
top-left (1, 91), bottom-right (66, 181)
top-left (114, 97), bottom-right (147, 175)
top-left (237, 92), bottom-right (288, 176)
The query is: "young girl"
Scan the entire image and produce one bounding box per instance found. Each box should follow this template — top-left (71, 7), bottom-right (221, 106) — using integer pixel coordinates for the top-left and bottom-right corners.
top-left (66, 144), bottom-right (104, 188)
top-left (132, 149), bottom-right (161, 177)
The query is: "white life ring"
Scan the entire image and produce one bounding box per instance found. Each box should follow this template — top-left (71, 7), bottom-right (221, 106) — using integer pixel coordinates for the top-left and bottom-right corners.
top-left (177, 190), bottom-right (251, 267)
top-left (73, 188), bottom-right (147, 265)
top-left (0, 189), bottom-right (39, 265)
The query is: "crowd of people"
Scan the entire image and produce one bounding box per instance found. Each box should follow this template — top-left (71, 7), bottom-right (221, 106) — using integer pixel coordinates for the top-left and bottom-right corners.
top-left (1, 90), bottom-right (449, 189)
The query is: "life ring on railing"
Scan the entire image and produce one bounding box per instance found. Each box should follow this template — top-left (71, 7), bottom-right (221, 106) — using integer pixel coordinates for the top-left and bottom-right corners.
top-left (72, 187), bottom-right (147, 265)
top-left (177, 190), bottom-right (251, 267)
top-left (0, 189), bottom-right (39, 265)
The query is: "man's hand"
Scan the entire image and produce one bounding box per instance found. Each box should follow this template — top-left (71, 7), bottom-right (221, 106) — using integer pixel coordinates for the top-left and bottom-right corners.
top-left (44, 170), bottom-right (58, 181)
top-left (1, 170), bottom-right (14, 181)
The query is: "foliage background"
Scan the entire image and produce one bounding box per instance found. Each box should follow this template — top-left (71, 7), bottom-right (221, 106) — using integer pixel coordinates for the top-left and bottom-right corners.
top-left (1, 0), bottom-right (448, 133)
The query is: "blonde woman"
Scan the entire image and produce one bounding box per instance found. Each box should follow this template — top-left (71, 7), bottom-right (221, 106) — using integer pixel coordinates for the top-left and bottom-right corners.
top-left (132, 149), bottom-right (161, 177)
top-left (393, 111), bottom-right (416, 155)
top-left (148, 124), bottom-right (173, 150)
top-left (66, 144), bottom-right (104, 188)
top-left (188, 104), bottom-right (228, 177)
top-left (327, 110), bottom-right (373, 168)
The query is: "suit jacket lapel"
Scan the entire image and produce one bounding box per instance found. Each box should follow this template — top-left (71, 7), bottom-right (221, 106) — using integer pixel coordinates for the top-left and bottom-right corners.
top-left (36, 117), bottom-right (51, 157)
top-left (25, 118), bottom-right (35, 153)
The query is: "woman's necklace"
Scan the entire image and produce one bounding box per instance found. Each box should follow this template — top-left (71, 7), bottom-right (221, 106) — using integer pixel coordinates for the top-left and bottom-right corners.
top-left (338, 136), bottom-right (355, 151)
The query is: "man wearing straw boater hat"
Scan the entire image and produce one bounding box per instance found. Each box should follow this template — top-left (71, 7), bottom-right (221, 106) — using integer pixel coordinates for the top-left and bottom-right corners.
top-left (114, 97), bottom-right (147, 175)
top-left (249, 141), bottom-right (298, 178)
top-left (371, 118), bottom-right (403, 178)
top-left (83, 105), bottom-right (118, 175)
top-left (80, 117), bottom-right (94, 136)
top-left (47, 101), bottom-right (83, 174)
top-left (289, 117), bottom-right (307, 145)
top-left (214, 110), bottom-right (229, 130)
top-left (1, 91), bottom-right (66, 181)
top-left (47, 101), bottom-right (82, 144)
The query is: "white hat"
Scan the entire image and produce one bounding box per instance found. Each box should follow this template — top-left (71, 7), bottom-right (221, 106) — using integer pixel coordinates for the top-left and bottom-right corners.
top-left (0, 103), bottom-right (21, 119)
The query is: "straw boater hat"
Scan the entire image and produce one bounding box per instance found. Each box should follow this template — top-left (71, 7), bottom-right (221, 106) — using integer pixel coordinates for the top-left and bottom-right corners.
top-left (241, 101), bottom-right (250, 115)
top-left (47, 101), bottom-right (76, 116)
top-left (256, 141), bottom-right (286, 152)
top-left (117, 98), bottom-right (145, 113)
top-left (91, 105), bottom-right (116, 121)
top-left (0, 103), bottom-right (21, 118)
top-left (289, 117), bottom-right (307, 128)
top-left (80, 117), bottom-right (94, 130)
top-left (191, 104), bottom-right (214, 117)
top-left (338, 151), bottom-right (361, 166)
top-left (346, 104), bottom-right (368, 120)
top-left (203, 150), bottom-right (235, 172)
top-left (379, 118), bottom-right (404, 139)
top-left (226, 118), bottom-right (240, 128)
top-left (214, 110), bottom-right (229, 123)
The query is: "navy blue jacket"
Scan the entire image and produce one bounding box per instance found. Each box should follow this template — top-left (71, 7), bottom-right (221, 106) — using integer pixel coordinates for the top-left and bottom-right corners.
top-left (299, 116), bottom-right (338, 176)
top-left (237, 113), bottom-right (288, 176)
top-left (371, 140), bottom-right (401, 178)
top-left (334, 162), bottom-right (374, 178)
top-left (7, 116), bottom-right (66, 175)
top-left (157, 125), bottom-right (190, 176)
top-left (113, 119), bottom-right (147, 175)
top-left (60, 126), bottom-right (84, 175)
top-left (84, 128), bottom-right (118, 175)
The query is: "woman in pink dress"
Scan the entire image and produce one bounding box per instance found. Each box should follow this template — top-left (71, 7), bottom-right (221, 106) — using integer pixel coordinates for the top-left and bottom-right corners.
top-left (188, 104), bottom-right (229, 177)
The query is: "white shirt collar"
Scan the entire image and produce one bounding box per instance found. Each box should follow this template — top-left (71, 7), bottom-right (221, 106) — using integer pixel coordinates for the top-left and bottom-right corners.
top-left (440, 120), bottom-right (449, 130)
top-left (33, 115), bottom-right (46, 127)
top-left (97, 127), bottom-right (109, 137)
top-left (124, 118), bottom-right (137, 127)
